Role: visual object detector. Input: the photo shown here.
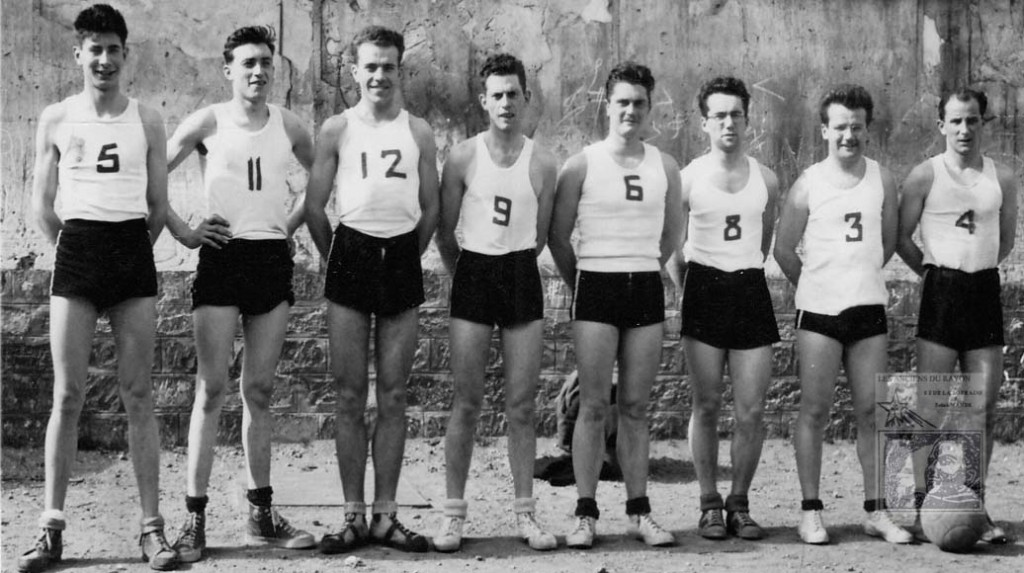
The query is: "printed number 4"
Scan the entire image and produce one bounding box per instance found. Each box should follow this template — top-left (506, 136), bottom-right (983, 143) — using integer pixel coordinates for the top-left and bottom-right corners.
top-left (955, 210), bottom-right (976, 234)
top-left (845, 212), bottom-right (863, 242)
top-left (361, 149), bottom-right (407, 179)
top-left (97, 143), bottom-right (119, 173)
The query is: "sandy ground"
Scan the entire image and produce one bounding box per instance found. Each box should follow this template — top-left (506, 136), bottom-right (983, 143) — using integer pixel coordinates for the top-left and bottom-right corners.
top-left (2, 438), bottom-right (1022, 573)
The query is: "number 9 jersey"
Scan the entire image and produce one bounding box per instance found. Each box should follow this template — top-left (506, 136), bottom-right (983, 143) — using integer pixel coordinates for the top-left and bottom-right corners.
top-left (335, 108), bottom-right (421, 238)
top-left (458, 135), bottom-right (538, 255)
top-left (795, 157), bottom-right (887, 315)
top-left (919, 155), bottom-right (1002, 272)
top-left (55, 94), bottom-right (148, 222)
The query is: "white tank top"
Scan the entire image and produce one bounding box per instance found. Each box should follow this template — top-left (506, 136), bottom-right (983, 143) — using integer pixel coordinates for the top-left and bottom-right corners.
top-left (577, 142), bottom-right (667, 272)
top-left (335, 108), bottom-right (421, 238)
top-left (796, 158), bottom-right (888, 315)
top-left (920, 155), bottom-right (1002, 272)
top-left (201, 103), bottom-right (292, 240)
top-left (682, 155), bottom-right (768, 271)
top-left (55, 95), bottom-right (149, 222)
top-left (458, 135), bottom-right (538, 255)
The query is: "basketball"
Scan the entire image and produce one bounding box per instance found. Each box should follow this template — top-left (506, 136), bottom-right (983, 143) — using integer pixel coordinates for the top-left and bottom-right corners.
top-left (920, 492), bottom-right (987, 553)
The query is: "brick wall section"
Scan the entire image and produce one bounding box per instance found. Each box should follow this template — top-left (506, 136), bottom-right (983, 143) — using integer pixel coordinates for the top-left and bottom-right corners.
top-left (2, 267), bottom-right (1023, 449)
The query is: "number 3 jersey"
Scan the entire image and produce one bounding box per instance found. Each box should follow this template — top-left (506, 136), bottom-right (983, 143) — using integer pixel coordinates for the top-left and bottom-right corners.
top-left (576, 141), bottom-right (667, 272)
top-left (682, 155), bottom-right (768, 271)
top-left (919, 155), bottom-right (1002, 272)
top-left (458, 134), bottom-right (538, 255)
top-left (335, 108), bottom-right (421, 238)
top-left (55, 94), bottom-right (148, 222)
top-left (796, 157), bottom-right (887, 315)
top-left (201, 103), bottom-right (292, 240)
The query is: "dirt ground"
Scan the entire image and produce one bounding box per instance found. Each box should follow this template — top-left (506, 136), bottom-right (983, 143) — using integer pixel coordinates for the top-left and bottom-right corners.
top-left (2, 438), bottom-right (1022, 573)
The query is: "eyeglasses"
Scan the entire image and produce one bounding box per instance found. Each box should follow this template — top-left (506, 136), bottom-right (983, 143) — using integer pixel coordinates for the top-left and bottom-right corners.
top-left (708, 111), bottom-right (746, 122)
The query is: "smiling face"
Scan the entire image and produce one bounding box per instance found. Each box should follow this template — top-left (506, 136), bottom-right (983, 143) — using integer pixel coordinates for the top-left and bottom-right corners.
top-left (352, 42), bottom-right (401, 107)
top-left (606, 81), bottom-right (650, 139)
top-left (939, 97), bottom-right (983, 158)
top-left (701, 92), bottom-right (747, 152)
top-left (224, 43), bottom-right (274, 101)
top-left (480, 74), bottom-right (528, 133)
top-left (75, 32), bottom-right (126, 92)
top-left (821, 103), bottom-right (868, 161)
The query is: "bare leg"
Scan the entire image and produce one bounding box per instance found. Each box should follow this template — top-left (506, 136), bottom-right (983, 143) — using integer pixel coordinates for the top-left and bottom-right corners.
top-left (912, 339), bottom-right (958, 493)
top-left (44, 297), bottom-right (99, 512)
top-left (444, 319), bottom-right (492, 499)
top-left (794, 330), bottom-right (843, 501)
top-left (328, 303), bottom-right (371, 504)
top-left (186, 306), bottom-right (240, 497)
top-left (843, 334), bottom-right (888, 501)
top-left (960, 346), bottom-right (1003, 480)
top-left (502, 319), bottom-right (544, 499)
top-left (371, 308), bottom-right (419, 504)
top-left (571, 321), bottom-right (618, 500)
top-left (727, 345), bottom-right (773, 495)
top-left (615, 324), bottom-right (663, 500)
top-left (682, 337), bottom-right (727, 498)
top-left (240, 302), bottom-right (290, 489)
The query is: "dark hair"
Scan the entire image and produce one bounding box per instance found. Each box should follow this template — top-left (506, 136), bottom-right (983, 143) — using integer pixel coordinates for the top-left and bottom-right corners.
top-left (480, 53), bottom-right (527, 93)
top-left (698, 76), bottom-right (750, 118)
top-left (223, 26), bottom-right (277, 63)
top-left (74, 4), bottom-right (128, 46)
top-left (604, 61), bottom-right (655, 103)
top-left (938, 88), bottom-right (988, 120)
top-left (819, 84), bottom-right (874, 125)
top-left (349, 25), bottom-right (405, 64)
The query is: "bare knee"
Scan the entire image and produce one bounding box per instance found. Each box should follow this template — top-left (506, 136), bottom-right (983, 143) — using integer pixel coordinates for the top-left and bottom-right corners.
top-left (52, 384), bottom-right (85, 417)
top-left (376, 384), bottom-right (407, 419)
top-left (692, 393), bottom-right (723, 421)
top-left (617, 397), bottom-right (648, 423)
top-left (119, 376), bottom-right (154, 411)
top-left (242, 377), bottom-right (274, 412)
top-left (578, 398), bottom-right (611, 424)
top-left (505, 393), bottom-right (535, 429)
top-left (334, 380), bottom-right (368, 418)
top-left (800, 401), bottom-right (831, 429)
top-left (195, 376), bottom-right (229, 413)
top-left (734, 402), bottom-right (765, 430)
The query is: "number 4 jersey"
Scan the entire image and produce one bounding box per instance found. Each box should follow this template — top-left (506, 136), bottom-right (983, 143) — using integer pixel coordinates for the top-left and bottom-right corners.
top-left (919, 155), bottom-right (1002, 272)
top-left (56, 94), bottom-right (149, 222)
top-left (201, 103), bottom-right (292, 239)
top-left (796, 157), bottom-right (887, 315)
top-left (335, 108), bottom-right (421, 238)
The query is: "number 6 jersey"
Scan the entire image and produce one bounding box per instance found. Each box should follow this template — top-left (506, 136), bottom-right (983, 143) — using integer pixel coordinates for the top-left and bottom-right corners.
top-left (795, 157), bottom-right (887, 315)
top-left (201, 103), bottom-right (292, 239)
top-left (458, 134), bottom-right (537, 255)
top-left (56, 94), bottom-right (148, 222)
top-left (335, 108), bottom-right (421, 238)
top-left (919, 155), bottom-right (1002, 272)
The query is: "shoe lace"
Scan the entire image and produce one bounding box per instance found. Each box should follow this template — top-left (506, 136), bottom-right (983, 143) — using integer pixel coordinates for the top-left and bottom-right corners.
top-left (639, 514), bottom-right (668, 534)
top-left (33, 530), bottom-right (53, 553)
top-left (731, 511), bottom-right (757, 528)
top-left (271, 509), bottom-right (301, 537)
top-left (518, 513), bottom-right (544, 536)
top-left (143, 529), bottom-right (174, 553)
top-left (177, 512), bottom-right (203, 546)
top-left (701, 509), bottom-right (725, 528)
top-left (573, 516), bottom-right (595, 535)
top-left (388, 515), bottom-right (422, 542)
top-left (871, 510), bottom-right (897, 529)
top-left (442, 515), bottom-right (464, 537)
top-left (807, 510), bottom-right (825, 530)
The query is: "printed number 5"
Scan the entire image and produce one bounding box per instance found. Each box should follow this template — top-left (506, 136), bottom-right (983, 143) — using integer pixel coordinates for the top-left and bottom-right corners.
top-left (97, 143), bottom-right (120, 173)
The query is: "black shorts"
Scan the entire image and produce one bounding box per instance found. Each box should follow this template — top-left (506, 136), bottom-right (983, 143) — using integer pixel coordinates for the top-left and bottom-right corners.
top-left (796, 304), bottom-right (888, 345)
top-left (51, 218), bottom-right (157, 311)
top-left (571, 270), bottom-right (665, 328)
top-left (681, 262), bottom-right (780, 349)
top-left (192, 239), bottom-right (295, 315)
top-left (324, 223), bottom-right (424, 316)
top-left (918, 265), bottom-right (1004, 351)
top-left (450, 249), bottom-right (543, 327)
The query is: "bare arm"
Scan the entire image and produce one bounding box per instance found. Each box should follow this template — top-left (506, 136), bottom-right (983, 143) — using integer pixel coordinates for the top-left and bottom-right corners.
top-left (282, 108), bottom-right (315, 235)
top-left (532, 146), bottom-right (559, 255)
top-left (31, 104), bottom-right (64, 244)
top-left (412, 117), bottom-right (440, 255)
top-left (436, 139), bottom-right (471, 274)
top-left (880, 166), bottom-right (899, 265)
top-left (895, 161), bottom-right (932, 276)
top-left (304, 115), bottom-right (345, 259)
top-left (667, 163), bottom-right (692, 289)
top-left (548, 153), bottom-right (587, 288)
top-left (996, 162), bottom-right (1019, 263)
top-left (140, 104), bottom-right (168, 244)
top-left (660, 152), bottom-right (684, 268)
top-left (773, 174), bottom-right (810, 286)
top-left (760, 164), bottom-right (781, 262)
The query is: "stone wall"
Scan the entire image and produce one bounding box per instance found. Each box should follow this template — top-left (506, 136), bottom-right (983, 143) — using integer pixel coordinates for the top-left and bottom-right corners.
top-left (2, 0), bottom-right (1023, 447)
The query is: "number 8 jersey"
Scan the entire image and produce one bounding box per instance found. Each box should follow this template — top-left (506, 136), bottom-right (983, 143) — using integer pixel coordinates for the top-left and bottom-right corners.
top-left (55, 94), bottom-right (148, 222)
top-left (796, 157), bottom-right (887, 315)
top-left (335, 108), bottom-right (421, 238)
top-left (576, 141), bottom-right (667, 272)
top-left (919, 155), bottom-right (1002, 272)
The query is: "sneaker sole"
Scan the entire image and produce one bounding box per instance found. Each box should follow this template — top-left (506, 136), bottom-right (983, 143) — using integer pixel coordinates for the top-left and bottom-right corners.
top-left (245, 534), bottom-right (316, 549)
top-left (433, 540), bottom-right (462, 553)
top-left (799, 534), bottom-right (830, 545)
top-left (174, 546), bottom-right (204, 563)
top-left (864, 526), bottom-right (912, 544)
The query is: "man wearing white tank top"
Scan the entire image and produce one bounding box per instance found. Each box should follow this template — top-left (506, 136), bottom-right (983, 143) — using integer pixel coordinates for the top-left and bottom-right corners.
top-left (897, 88), bottom-right (1018, 544)
top-left (549, 62), bottom-right (683, 549)
top-left (163, 26), bottom-right (316, 561)
top-left (667, 77), bottom-right (780, 541)
top-left (305, 26), bottom-right (439, 554)
top-left (23, 5), bottom-right (177, 571)
top-left (433, 54), bottom-right (558, 552)
top-left (775, 85), bottom-right (911, 546)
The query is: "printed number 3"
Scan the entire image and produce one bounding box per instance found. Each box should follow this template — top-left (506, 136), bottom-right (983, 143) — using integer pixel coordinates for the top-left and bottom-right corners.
top-left (97, 143), bottom-right (119, 173)
top-left (845, 212), bottom-right (863, 242)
